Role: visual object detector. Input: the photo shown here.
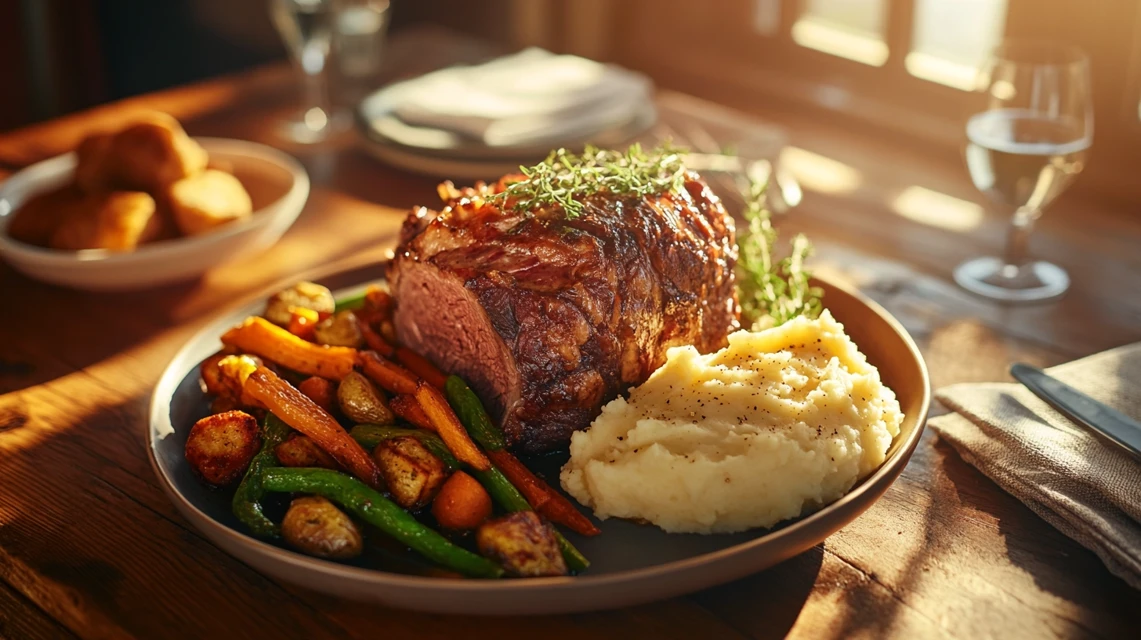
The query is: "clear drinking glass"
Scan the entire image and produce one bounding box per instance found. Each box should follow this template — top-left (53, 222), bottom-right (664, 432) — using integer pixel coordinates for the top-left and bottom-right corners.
top-left (955, 41), bottom-right (1093, 302)
top-left (270, 0), bottom-right (349, 143)
top-left (334, 0), bottom-right (390, 80)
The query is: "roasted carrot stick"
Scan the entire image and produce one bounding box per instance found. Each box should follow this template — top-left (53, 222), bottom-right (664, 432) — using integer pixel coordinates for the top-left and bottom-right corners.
top-left (395, 347), bottom-right (448, 389)
top-left (389, 394), bottom-right (436, 432)
top-left (487, 449), bottom-right (600, 536)
top-left (221, 316), bottom-right (356, 380)
top-left (414, 383), bottom-right (490, 471)
top-left (486, 449), bottom-right (549, 510)
top-left (357, 319), bottom-right (395, 357)
top-left (358, 350), bottom-right (419, 395)
top-left (243, 366), bottom-right (382, 490)
top-left (536, 494), bottom-right (601, 537)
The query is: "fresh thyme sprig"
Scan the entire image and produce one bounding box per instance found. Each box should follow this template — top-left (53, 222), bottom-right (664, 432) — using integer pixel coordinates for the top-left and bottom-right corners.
top-left (486, 142), bottom-right (689, 218)
top-left (737, 177), bottom-right (823, 329)
top-left (486, 141), bottom-right (821, 328)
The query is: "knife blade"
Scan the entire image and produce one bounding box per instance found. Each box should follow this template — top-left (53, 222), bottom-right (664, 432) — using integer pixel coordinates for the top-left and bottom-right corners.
top-left (1010, 363), bottom-right (1141, 461)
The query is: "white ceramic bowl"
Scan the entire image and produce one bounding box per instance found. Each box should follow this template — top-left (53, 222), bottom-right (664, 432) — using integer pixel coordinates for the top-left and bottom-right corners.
top-left (0, 137), bottom-right (309, 291)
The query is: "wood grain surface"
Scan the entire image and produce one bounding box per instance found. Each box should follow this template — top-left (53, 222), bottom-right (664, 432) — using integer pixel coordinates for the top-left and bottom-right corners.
top-left (1, 28), bottom-right (1139, 640)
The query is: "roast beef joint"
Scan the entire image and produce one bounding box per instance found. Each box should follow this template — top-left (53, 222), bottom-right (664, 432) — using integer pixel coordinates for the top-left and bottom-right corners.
top-left (389, 173), bottom-right (739, 453)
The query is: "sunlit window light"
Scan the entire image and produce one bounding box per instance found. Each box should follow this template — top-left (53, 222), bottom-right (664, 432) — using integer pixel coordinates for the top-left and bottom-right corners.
top-left (904, 53), bottom-right (978, 91)
top-left (891, 186), bottom-right (984, 232)
top-left (792, 0), bottom-right (889, 67)
top-left (907, 0), bottom-right (1007, 90)
top-left (752, 0), bottom-right (781, 36)
top-left (990, 79), bottom-right (1016, 101)
top-left (779, 146), bottom-right (863, 194)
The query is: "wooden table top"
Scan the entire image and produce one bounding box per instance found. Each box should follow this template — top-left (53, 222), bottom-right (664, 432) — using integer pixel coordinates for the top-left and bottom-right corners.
top-left (2, 29), bottom-right (1140, 640)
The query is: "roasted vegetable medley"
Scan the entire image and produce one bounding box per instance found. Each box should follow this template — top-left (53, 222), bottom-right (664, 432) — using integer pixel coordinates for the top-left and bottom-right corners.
top-left (185, 281), bottom-right (598, 578)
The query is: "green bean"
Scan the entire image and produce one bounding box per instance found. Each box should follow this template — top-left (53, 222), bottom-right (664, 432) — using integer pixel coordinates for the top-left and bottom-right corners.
top-left (261, 467), bottom-right (503, 578)
top-left (348, 424), bottom-right (459, 470)
top-left (232, 413), bottom-right (292, 538)
top-left (332, 291), bottom-right (368, 313)
top-left (445, 375), bottom-right (590, 572)
top-left (472, 466), bottom-right (529, 512)
top-left (444, 376), bottom-right (506, 451)
top-left (552, 531), bottom-right (589, 573)
top-left (471, 465), bottom-right (590, 573)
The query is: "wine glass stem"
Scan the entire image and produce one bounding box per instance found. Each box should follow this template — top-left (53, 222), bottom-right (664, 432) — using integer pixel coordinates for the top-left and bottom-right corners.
top-left (301, 48), bottom-right (331, 118)
top-left (1001, 207), bottom-right (1040, 269)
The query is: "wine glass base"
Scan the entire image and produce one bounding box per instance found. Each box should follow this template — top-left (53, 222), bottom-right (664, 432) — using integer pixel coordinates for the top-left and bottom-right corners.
top-left (278, 107), bottom-right (351, 144)
top-left (953, 257), bottom-right (1070, 303)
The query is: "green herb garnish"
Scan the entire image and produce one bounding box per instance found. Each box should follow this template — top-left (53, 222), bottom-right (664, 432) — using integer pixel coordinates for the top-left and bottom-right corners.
top-left (737, 177), bottom-right (823, 329)
top-left (489, 141), bottom-right (821, 327)
top-left (487, 142), bottom-right (688, 218)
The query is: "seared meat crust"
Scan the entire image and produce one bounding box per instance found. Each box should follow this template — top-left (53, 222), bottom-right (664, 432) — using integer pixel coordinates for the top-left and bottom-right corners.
top-left (389, 174), bottom-right (738, 453)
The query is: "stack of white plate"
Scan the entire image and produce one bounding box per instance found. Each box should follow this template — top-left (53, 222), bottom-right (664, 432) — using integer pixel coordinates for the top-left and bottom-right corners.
top-left (355, 48), bottom-right (657, 181)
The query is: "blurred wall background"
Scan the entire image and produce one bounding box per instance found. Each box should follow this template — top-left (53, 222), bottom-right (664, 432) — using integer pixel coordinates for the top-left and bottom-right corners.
top-left (1, 0), bottom-right (510, 131)
top-left (5, 0), bottom-right (1141, 202)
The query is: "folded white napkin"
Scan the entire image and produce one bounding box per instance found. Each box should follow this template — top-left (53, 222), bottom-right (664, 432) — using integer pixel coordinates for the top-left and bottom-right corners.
top-left (391, 48), bottom-right (652, 148)
top-left (930, 343), bottom-right (1141, 589)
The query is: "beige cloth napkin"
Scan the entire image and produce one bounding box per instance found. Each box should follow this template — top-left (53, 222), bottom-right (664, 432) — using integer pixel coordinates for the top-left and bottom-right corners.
top-left (392, 48), bottom-right (652, 148)
top-left (930, 342), bottom-right (1141, 589)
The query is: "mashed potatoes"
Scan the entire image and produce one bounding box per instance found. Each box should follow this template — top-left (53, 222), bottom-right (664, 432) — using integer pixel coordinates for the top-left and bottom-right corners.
top-left (560, 310), bottom-right (903, 534)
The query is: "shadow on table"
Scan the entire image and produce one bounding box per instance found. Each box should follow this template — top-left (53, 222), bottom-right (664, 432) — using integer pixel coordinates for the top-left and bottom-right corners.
top-left (823, 430), bottom-right (946, 639)
top-left (0, 266), bottom-right (205, 395)
top-left (935, 435), bottom-right (1136, 636)
top-left (686, 543), bottom-right (824, 639)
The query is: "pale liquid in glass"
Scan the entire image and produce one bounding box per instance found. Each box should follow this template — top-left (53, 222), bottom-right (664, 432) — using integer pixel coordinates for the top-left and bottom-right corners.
top-left (965, 108), bottom-right (1090, 212)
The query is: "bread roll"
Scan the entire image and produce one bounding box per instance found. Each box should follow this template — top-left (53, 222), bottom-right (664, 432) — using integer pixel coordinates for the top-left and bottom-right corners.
top-left (167, 169), bottom-right (253, 236)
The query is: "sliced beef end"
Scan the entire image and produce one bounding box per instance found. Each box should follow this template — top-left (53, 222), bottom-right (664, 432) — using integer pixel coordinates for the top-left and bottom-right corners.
top-left (389, 261), bottom-right (521, 424)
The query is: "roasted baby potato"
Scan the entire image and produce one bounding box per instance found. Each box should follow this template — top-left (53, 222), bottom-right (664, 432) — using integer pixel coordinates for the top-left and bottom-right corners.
top-left (314, 310), bottom-right (364, 348)
top-left (373, 436), bottom-right (447, 509)
top-left (215, 354), bottom-right (265, 407)
top-left (167, 169), bottom-right (253, 236)
top-left (337, 371), bottom-right (394, 425)
top-left (6, 186), bottom-right (87, 247)
top-left (275, 433), bottom-right (340, 469)
top-left (264, 282), bottom-right (335, 327)
top-left (203, 353), bottom-right (263, 401)
top-left (475, 511), bottom-right (568, 577)
top-left (200, 352), bottom-right (232, 397)
top-left (281, 496), bottom-right (363, 559)
top-left (377, 318), bottom-right (397, 345)
top-left (79, 114), bottom-right (208, 192)
top-left (184, 410), bottom-right (261, 486)
top-left (48, 191), bottom-right (160, 251)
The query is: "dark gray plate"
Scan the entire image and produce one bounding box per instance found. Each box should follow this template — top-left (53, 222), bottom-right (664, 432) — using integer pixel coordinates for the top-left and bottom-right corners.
top-left (148, 261), bottom-right (930, 614)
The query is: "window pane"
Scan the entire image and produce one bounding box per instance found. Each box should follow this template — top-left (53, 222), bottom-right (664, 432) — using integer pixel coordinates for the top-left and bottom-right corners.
top-left (752, 0), bottom-right (781, 37)
top-left (792, 0), bottom-right (889, 66)
top-left (907, 0), bottom-right (1008, 90)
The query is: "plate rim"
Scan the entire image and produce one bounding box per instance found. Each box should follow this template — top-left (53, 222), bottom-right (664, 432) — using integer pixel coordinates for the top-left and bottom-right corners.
top-left (147, 258), bottom-right (930, 601)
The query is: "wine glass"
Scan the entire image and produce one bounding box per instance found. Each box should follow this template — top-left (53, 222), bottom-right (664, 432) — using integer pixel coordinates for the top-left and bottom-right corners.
top-left (270, 0), bottom-right (350, 144)
top-left (955, 41), bottom-right (1093, 302)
